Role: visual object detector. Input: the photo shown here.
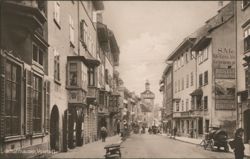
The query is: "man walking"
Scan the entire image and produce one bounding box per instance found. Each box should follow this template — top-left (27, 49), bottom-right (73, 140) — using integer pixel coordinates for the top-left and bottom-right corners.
top-left (101, 126), bottom-right (107, 142)
top-left (233, 128), bottom-right (245, 159)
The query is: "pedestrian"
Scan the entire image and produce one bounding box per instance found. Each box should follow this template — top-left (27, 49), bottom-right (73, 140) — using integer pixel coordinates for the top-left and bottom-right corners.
top-left (100, 126), bottom-right (107, 142)
top-left (173, 127), bottom-right (177, 139)
top-left (230, 128), bottom-right (245, 159)
top-left (117, 122), bottom-right (120, 135)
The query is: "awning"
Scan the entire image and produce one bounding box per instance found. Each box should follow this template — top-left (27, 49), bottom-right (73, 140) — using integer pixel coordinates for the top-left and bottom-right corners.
top-left (190, 88), bottom-right (203, 96)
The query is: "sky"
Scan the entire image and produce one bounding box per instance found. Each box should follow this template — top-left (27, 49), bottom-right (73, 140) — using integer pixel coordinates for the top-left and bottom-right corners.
top-left (102, 1), bottom-right (228, 106)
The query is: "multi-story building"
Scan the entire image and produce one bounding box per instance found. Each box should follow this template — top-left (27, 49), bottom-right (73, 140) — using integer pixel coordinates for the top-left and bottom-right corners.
top-left (0, 0), bottom-right (121, 155)
top-left (140, 80), bottom-right (155, 127)
top-left (0, 0), bottom-right (49, 156)
top-left (164, 2), bottom-right (237, 138)
top-left (160, 64), bottom-right (173, 134)
top-left (192, 2), bottom-right (236, 137)
top-left (236, 0), bottom-right (250, 144)
top-left (47, 1), bottom-right (105, 151)
top-left (167, 35), bottom-right (198, 138)
top-left (96, 21), bottom-right (120, 137)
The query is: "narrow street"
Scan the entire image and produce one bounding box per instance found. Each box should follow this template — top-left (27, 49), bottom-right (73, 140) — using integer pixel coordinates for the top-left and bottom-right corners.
top-left (121, 134), bottom-right (234, 158)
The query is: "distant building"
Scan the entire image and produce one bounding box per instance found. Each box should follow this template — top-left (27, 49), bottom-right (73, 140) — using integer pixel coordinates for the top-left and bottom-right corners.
top-left (160, 63), bottom-right (173, 133)
top-left (140, 80), bottom-right (155, 127)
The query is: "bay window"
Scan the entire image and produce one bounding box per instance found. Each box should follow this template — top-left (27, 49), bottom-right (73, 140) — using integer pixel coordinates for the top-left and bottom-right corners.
top-left (69, 63), bottom-right (77, 86)
top-left (88, 67), bottom-right (95, 86)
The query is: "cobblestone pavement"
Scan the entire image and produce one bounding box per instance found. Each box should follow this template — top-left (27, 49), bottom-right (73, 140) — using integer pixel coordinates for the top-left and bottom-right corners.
top-left (50, 135), bottom-right (122, 158)
top-left (121, 133), bottom-right (234, 158)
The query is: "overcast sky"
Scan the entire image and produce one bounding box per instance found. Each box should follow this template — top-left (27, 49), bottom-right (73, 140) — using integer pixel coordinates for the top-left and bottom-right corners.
top-left (102, 1), bottom-right (228, 105)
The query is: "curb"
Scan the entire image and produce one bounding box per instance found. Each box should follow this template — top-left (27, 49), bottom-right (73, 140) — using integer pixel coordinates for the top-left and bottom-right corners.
top-left (171, 136), bottom-right (250, 158)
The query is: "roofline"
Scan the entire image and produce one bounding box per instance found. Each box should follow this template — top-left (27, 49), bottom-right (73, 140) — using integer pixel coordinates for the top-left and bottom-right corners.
top-left (166, 37), bottom-right (195, 61)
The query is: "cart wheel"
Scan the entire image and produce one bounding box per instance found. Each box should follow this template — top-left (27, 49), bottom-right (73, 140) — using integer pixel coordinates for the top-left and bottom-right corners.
top-left (210, 139), bottom-right (215, 151)
top-left (224, 145), bottom-right (229, 152)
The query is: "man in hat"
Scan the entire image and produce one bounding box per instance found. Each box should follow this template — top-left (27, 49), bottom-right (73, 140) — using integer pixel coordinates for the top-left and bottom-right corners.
top-left (100, 126), bottom-right (107, 142)
top-left (234, 128), bottom-right (245, 159)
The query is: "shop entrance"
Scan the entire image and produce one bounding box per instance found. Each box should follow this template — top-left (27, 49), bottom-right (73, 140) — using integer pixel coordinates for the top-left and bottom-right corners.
top-left (50, 105), bottom-right (59, 151)
top-left (68, 106), bottom-right (84, 148)
top-left (244, 109), bottom-right (250, 143)
top-left (198, 118), bottom-right (203, 135)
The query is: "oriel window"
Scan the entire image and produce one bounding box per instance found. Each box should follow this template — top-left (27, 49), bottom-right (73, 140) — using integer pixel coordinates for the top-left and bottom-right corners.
top-left (5, 61), bottom-right (21, 136)
top-left (88, 67), bottom-right (95, 86)
top-left (69, 63), bottom-right (77, 86)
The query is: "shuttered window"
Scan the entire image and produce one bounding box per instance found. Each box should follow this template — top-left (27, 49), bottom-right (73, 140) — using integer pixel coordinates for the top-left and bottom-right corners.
top-left (44, 81), bottom-right (50, 133)
top-left (32, 75), bottom-right (42, 133)
top-left (26, 70), bottom-right (33, 135)
top-left (5, 60), bottom-right (21, 136)
top-left (69, 15), bottom-right (75, 46)
top-left (54, 49), bottom-right (60, 82)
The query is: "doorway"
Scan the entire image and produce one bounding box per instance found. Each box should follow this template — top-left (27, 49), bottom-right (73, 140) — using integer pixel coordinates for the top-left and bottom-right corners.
top-left (244, 109), bottom-right (250, 143)
top-left (50, 105), bottom-right (59, 151)
top-left (198, 118), bottom-right (203, 135)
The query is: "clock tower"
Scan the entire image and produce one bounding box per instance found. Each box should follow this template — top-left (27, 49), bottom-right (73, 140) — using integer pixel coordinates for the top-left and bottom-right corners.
top-left (140, 80), bottom-right (155, 127)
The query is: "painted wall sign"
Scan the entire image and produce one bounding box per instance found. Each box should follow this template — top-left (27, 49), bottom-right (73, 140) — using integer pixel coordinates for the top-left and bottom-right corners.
top-left (213, 47), bottom-right (236, 110)
top-left (215, 68), bottom-right (235, 79)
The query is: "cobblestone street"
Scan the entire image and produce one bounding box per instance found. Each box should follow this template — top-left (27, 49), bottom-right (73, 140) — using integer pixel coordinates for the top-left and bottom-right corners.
top-left (51, 135), bottom-right (122, 158)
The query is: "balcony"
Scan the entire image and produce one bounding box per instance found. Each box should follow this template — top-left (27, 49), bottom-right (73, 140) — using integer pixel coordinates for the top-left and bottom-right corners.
top-left (2, 0), bottom-right (47, 40)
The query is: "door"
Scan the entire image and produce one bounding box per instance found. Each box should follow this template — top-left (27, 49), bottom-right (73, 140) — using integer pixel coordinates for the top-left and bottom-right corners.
top-left (244, 109), bottom-right (250, 143)
top-left (50, 106), bottom-right (59, 151)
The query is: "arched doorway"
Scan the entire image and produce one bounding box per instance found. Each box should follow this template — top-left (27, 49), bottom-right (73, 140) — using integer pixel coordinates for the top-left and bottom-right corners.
top-left (50, 105), bottom-right (59, 151)
top-left (244, 109), bottom-right (250, 143)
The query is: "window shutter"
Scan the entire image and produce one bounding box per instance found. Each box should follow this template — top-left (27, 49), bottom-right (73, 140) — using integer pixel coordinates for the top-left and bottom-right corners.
top-left (80, 20), bottom-right (84, 41)
top-left (46, 81), bottom-right (50, 132)
top-left (25, 69), bottom-right (33, 135)
top-left (0, 52), bottom-right (6, 138)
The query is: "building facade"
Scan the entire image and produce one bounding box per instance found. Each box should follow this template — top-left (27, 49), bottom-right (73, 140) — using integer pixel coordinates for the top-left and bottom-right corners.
top-left (236, 0), bottom-right (250, 144)
top-left (0, 0), bottom-right (50, 156)
top-left (140, 80), bottom-right (155, 127)
top-left (163, 2), bottom-right (237, 138)
top-left (0, 0), bottom-right (121, 155)
top-left (160, 64), bottom-right (173, 134)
